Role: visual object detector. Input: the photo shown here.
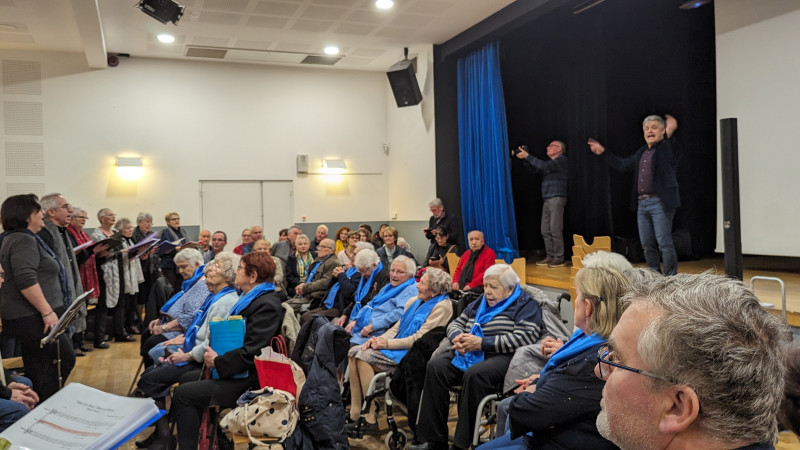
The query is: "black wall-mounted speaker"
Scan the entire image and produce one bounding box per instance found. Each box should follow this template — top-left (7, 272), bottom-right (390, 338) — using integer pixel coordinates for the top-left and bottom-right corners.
top-left (720, 118), bottom-right (743, 280)
top-left (387, 60), bottom-right (423, 108)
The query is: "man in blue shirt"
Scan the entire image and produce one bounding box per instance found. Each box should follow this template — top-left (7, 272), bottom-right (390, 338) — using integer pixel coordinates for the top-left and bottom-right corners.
top-left (516, 141), bottom-right (569, 267)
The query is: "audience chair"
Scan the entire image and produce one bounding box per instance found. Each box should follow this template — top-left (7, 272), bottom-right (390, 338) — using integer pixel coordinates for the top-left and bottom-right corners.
top-left (446, 253), bottom-right (460, 278)
top-left (569, 234), bottom-right (611, 305)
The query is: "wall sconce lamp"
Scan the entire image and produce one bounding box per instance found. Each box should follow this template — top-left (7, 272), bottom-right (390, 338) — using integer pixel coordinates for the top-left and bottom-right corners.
top-left (116, 156), bottom-right (144, 180)
top-left (320, 159), bottom-right (347, 174)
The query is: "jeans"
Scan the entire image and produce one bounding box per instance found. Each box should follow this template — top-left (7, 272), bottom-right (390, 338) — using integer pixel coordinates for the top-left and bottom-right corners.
top-left (541, 196), bottom-right (567, 261)
top-left (0, 376), bottom-right (33, 433)
top-left (637, 197), bottom-right (677, 276)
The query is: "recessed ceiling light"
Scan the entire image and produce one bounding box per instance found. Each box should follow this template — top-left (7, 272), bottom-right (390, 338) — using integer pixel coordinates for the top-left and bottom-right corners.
top-left (323, 46), bottom-right (339, 55)
top-left (375, 0), bottom-right (393, 10)
top-left (157, 33), bottom-right (175, 44)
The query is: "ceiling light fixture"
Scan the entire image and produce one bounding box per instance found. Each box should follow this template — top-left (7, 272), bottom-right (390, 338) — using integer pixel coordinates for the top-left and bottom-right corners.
top-left (157, 34), bottom-right (175, 44)
top-left (323, 46), bottom-right (339, 55)
top-left (376, 0), bottom-right (394, 10)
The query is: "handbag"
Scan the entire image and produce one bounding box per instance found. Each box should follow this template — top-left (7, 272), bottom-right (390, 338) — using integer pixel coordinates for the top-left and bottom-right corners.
top-left (255, 336), bottom-right (306, 399)
top-left (220, 386), bottom-right (299, 446)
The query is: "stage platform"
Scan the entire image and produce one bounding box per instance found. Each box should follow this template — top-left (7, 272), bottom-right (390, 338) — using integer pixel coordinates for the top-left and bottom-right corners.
top-left (526, 256), bottom-right (800, 327)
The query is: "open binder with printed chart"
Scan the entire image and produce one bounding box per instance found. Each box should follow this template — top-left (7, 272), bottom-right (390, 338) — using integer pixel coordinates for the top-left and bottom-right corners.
top-left (0, 383), bottom-right (165, 449)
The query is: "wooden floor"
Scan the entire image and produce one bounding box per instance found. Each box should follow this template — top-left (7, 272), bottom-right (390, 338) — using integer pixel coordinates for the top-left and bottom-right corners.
top-left (526, 256), bottom-right (800, 326)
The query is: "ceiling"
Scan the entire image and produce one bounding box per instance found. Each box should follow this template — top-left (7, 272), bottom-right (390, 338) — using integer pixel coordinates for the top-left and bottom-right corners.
top-left (0, 0), bottom-right (516, 71)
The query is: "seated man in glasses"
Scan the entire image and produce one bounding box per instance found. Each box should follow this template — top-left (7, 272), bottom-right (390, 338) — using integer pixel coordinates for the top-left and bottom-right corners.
top-left (595, 272), bottom-right (789, 450)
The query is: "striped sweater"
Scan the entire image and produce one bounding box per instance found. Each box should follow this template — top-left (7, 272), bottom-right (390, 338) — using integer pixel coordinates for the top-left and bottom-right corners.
top-left (447, 290), bottom-right (543, 354)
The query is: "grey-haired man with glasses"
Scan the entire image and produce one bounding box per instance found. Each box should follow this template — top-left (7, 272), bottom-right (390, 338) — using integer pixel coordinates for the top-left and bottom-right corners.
top-left (595, 272), bottom-right (788, 450)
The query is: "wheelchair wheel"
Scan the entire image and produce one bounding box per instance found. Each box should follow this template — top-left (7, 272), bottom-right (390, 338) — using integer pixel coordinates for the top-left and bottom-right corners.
top-left (385, 429), bottom-right (407, 450)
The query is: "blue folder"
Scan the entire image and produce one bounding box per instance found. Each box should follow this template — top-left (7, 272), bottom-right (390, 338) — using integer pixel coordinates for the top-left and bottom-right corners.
top-left (209, 316), bottom-right (247, 379)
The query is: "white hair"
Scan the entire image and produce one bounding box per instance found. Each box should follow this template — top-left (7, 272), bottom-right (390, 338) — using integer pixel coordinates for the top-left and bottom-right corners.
top-left (354, 249), bottom-right (380, 269)
top-left (483, 264), bottom-right (520, 290)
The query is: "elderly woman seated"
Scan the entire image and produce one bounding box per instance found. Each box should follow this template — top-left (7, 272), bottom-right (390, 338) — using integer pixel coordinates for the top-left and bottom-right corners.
top-left (376, 226), bottom-right (416, 267)
top-left (135, 252), bottom-right (240, 449)
top-left (345, 267), bottom-right (453, 436)
top-left (477, 266), bottom-right (631, 450)
top-left (141, 248), bottom-right (209, 367)
top-left (346, 255), bottom-right (419, 345)
top-left (251, 238), bottom-right (287, 297)
top-left (172, 252), bottom-right (285, 449)
top-left (335, 248), bottom-right (390, 328)
top-left (412, 264), bottom-right (543, 450)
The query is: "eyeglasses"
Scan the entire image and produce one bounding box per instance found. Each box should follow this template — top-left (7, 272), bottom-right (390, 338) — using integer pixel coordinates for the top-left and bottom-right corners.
top-left (0, 271), bottom-right (5, 279)
top-left (60, 204), bottom-right (72, 210)
top-left (596, 344), bottom-right (676, 383)
top-left (168, 217), bottom-right (180, 221)
top-left (236, 265), bottom-right (245, 272)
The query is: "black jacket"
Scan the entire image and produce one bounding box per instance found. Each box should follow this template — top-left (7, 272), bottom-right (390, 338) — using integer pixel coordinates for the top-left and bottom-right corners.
top-left (605, 137), bottom-right (680, 210)
top-left (296, 322), bottom-right (351, 450)
top-left (508, 342), bottom-right (617, 449)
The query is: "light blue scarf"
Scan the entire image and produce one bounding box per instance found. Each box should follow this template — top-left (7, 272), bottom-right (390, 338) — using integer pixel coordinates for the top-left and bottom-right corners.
top-left (352, 277), bottom-right (416, 337)
top-left (323, 266), bottom-right (358, 309)
top-left (160, 265), bottom-right (205, 314)
top-left (540, 329), bottom-right (605, 377)
top-left (350, 261), bottom-right (383, 318)
top-left (228, 282), bottom-right (275, 316)
top-left (380, 293), bottom-right (448, 363)
top-left (451, 285), bottom-right (522, 371)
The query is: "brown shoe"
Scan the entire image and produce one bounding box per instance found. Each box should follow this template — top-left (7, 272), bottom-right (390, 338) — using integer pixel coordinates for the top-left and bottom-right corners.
top-left (536, 257), bottom-right (552, 266)
top-left (548, 259), bottom-right (567, 268)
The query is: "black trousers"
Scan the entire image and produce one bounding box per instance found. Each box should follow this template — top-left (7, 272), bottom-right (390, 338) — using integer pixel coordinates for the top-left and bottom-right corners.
top-left (3, 308), bottom-right (75, 402)
top-left (416, 352), bottom-right (510, 449)
top-left (93, 275), bottom-right (109, 345)
top-left (172, 369), bottom-right (259, 449)
top-left (137, 359), bottom-right (201, 399)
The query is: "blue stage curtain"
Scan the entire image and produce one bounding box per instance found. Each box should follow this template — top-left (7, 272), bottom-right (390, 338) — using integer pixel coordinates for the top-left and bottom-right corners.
top-left (457, 41), bottom-right (519, 262)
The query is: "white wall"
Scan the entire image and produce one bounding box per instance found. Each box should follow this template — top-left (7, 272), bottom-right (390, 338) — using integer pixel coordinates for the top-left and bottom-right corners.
top-left (715, 1), bottom-right (800, 256)
top-left (0, 49), bottom-right (436, 230)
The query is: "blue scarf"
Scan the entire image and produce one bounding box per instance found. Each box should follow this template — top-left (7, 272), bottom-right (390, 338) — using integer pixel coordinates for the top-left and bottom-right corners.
top-left (305, 255), bottom-right (330, 284)
top-left (228, 282), bottom-right (275, 316)
top-left (181, 286), bottom-right (236, 354)
top-left (160, 265), bottom-right (205, 314)
top-left (350, 261), bottom-right (383, 318)
top-left (352, 277), bottom-right (416, 336)
top-left (451, 285), bottom-right (522, 371)
top-left (380, 293), bottom-right (448, 363)
top-left (323, 266), bottom-right (358, 309)
top-left (540, 330), bottom-right (605, 377)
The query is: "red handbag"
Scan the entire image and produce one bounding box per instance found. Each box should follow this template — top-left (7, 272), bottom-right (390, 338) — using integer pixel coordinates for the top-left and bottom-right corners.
top-left (255, 336), bottom-right (305, 399)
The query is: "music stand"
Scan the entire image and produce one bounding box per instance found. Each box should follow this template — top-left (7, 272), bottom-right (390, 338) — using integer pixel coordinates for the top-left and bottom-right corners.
top-left (41, 289), bottom-right (93, 389)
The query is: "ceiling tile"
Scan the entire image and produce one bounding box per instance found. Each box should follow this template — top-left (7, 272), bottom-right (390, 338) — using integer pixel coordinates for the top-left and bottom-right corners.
top-left (389, 13), bottom-right (434, 27)
top-left (301, 5), bottom-right (347, 21)
top-left (373, 26), bottom-right (414, 39)
top-left (349, 48), bottom-right (385, 58)
top-left (333, 22), bottom-right (374, 35)
top-left (202, 0), bottom-right (249, 12)
top-left (246, 15), bottom-right (290, 28)
top-left (406, 0), bottom-right (455, 15)
top-left (345, 8), bottom-right (387, 23)
top-left (274, 42), bottom-right (312, 53)
top-left (311, 0), bottom-right (361, 7)
top-left (253, 1), bottom-right (301, 16)
top-left (336, 57), bottom-right (372, 66)
top-left (0, 33), bottom-right (34, 44)
top-left (234, 39), bottom-right (273, 50)
top-left (291, 19), bottom-right (334, 32)
top-left (146, 43), bottom-right (183, 54)
top-left (191, 36), bottom-right (230, 47)
top-left (198, 11), bottom-right (243, 25)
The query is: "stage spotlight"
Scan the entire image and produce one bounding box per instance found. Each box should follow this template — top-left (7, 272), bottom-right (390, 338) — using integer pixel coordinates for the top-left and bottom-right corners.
top-left (137, 0), bottom-right (185, 25)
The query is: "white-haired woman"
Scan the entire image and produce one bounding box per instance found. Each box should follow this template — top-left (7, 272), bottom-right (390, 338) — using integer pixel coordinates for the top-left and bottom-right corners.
top-left (141, 248), bottom-right (209, 367)
top-left (136, 252), bottom-right (240, 449)
top-left (345, 267), bottom-right (453, 436)
top-left (413, 265), bottom-right (544, 450)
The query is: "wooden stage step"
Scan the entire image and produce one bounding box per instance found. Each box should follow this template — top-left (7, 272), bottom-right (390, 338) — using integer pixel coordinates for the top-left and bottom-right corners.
top-left (525, 256), bottom-right (800, 327)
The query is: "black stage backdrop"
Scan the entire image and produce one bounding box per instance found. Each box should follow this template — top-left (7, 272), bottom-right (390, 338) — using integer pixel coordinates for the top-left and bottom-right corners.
top-left (435, 0), bottom-right (717, 260)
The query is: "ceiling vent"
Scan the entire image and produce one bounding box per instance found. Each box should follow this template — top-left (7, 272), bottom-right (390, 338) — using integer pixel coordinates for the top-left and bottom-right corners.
top-left (185, 46), bottom-right (343, 66)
